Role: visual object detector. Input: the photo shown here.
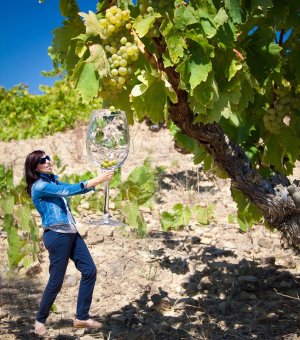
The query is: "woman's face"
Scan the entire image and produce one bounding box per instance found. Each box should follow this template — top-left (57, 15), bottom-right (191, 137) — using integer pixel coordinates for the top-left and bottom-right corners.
top-left (35, 154), bottom-right (52, 174)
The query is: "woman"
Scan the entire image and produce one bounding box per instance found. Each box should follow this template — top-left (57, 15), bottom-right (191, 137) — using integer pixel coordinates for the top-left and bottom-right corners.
top-left (24, 150), bottom-right (114, 336)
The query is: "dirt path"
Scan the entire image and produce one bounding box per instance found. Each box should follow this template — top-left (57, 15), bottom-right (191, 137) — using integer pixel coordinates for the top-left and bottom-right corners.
top-left (0, 123), bottom-right (299, 339)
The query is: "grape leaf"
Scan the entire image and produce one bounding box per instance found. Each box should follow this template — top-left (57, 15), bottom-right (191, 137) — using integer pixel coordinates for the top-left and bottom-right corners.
top-left (86, 44), bottom-right (110, 78)
top-left (174, 4), bottom-right (198, 30)
top-left (59, 0), bottom-right (79, 18)
top-left (214, 7), bottom-right (229, 28)
top-left (74, 62), bottom-right (99, 103)
top-left (161, 20), bottom-right (185, 64)
top-left (189, 44), bottom-right (212, 89)
top-left (134, 13), bottom-right (160, 38)
top-left (231, 188), bottom-right (262, 232)
top-left (15, 206), bottom-right (31, 232)
top-left (227, 59), bottom-right (243, 81)
top-left (79, 11), bottom-right (102, 35)
top-left (225, 0), bottom-right (242, 24)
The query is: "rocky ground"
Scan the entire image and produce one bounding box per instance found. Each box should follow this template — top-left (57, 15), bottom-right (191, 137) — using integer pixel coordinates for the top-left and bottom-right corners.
top-left (0, 122), bottom-right (299, 339)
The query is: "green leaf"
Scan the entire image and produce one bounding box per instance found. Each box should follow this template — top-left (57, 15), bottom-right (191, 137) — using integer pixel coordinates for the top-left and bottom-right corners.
top-left (174, 132), bottom-right (196, 153)
top-left (207, 91), bottom-right (231, 123)
top-left (225, 0), bottom-right (242, 24)
top-left (193, 204), bottom-right (215, 225)
top-left (229, 112), bottom-right (240, 127)
top-left (161, 73), bottom-right (178, 103)
top-left (124, 201), bottom-right (139, 226)
top-left (200, 19), bottom-right (217, 38)
top-left (22, 255), bottom-right (33, 269)
top-left (15, 206), bottom-right (32, 232)
top-left (59, 0), bottom-right (79, 18)
top-left (131, 72), bottom-right (166, 123)
top-left (161, 211), bottom-right (175, 231)
top-left (134, 14), bottom-right (159, 38)
top-left (231, 188), bottom-right (262, 232)
top-left (214, 7), bottom-right (229, 28)
top-left (74, 62), bottom-right (99, 103)
top-left (86, 44), bottom-right (110, 78)
top-left (52, 19), bottom-right (84, 71)
top-left (227, 59), bottom-right (242, 81)
top-left (262, 135), bottom-right (285, 172)
top-left (0, 195), bottom-right (14, 215)
top-left (189, 44), bottom-right (212, 89)
top-left (160, 204), bottom-right (191, 231)
top-left (161, 20), bottom-right (185, 64)
top-left (261, 42), bottom-right (282, 56)
top-left (174, 4), bottom-right (198, 30)
top-left (79, 11), bottom-right (102, 35)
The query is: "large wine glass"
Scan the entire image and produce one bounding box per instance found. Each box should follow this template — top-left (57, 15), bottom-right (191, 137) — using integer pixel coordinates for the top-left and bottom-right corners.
top-left (86, 108), bottom-right (129, 226)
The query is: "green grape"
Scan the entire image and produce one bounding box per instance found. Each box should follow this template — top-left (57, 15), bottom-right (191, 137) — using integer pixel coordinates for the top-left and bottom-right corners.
top-left (120, 37), bottom-right (127, 45)
top-left (108, 24), bottom-right (116, 33)
top-left (119, 59), bottom-right (127, 67)
top-left (109, 16), bottom-right (117, 24)
top-left (109, 46), bottom-right (117, 54)
top-left (127, 46), bottom-right (135, 56)
top-left (118, 76), bottom-right (126, 85)
top-left (118, 67), bottom-right (128, 76)
top-left (97, 5), bottom-right (139, 94)
top-left (111, 68), bottom-right (118, 77)
top-left (109, 78), bottom-right (117, 87)
top-left (115, 12), bottom-right (123, 21)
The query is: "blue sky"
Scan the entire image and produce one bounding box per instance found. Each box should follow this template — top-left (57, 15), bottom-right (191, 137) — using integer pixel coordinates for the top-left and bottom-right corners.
top-left (0, 0), bottom-right (97, 94)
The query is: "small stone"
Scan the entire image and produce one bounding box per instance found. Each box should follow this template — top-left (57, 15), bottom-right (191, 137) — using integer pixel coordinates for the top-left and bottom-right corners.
top-left (199, 276), bottom-right (212, 290)
top-left (200, 237), bottom-right (212, 245)
top-left (237, 275), bottom-right (260, 292)
top-left (219, 292), bottom-right (226, 300)
top-left (218, 301), bottom-right (229, 315)
top-left (261, 257), bottom-right (276, 266)
top-left (88, 235), bottom-right (104, 245)
top-left (278, 280), bottom-right (294, 288)
top-left (257, 237), bottom-right (272, 248)
top-left (25, 262), bottom-right (42, 277)
top-left (64, 275), bottom-right (77, 287)
top-left (191, 236), bottom-right (200, 244)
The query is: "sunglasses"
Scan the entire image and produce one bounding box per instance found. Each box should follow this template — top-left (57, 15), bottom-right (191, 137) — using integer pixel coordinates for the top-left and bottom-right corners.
top-left (38, 155), bottom-right (51, 164)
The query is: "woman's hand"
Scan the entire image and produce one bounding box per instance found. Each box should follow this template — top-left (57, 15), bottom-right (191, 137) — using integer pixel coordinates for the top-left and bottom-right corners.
top-left (85, 170), bottom-right (114, 189)
top-left (99, 170), bottom-right (114, 183)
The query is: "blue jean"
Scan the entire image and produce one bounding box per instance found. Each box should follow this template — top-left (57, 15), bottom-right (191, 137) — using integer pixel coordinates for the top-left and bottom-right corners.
top-left (36, 230), bottom-right (97, 323)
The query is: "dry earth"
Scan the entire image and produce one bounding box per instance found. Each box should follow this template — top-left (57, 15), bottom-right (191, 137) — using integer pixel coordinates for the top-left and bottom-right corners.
top-left (0, 122), bottom-right (299, 339)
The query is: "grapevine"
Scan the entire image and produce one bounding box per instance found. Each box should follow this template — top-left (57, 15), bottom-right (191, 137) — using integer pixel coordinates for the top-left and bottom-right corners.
top-left (263, 86), bottom-right (300, 134)
top-left (138, 0), bottom-right (160, 37)
top-left (96, 6), bottom-right (139, 95)
top-left (263, 107), bottom-right (283, 134)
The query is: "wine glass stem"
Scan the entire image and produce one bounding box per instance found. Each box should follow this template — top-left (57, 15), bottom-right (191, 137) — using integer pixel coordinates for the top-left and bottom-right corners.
top-left (103, 180), bottom-right (109, 216)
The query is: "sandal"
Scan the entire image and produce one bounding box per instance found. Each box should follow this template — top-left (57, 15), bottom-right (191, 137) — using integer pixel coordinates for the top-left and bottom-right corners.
top-left (35, 321), bottom-right (48, 336)
top-left (74, 318), bottom-right (102, 328)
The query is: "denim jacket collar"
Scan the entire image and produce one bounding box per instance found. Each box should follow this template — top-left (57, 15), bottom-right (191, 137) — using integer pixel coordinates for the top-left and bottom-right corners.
top-left (38, 173), bottom-right (59, 183)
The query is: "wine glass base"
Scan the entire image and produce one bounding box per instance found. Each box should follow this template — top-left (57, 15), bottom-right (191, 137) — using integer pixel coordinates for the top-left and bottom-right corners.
top-left (88, 215), bottom-right (126, 227)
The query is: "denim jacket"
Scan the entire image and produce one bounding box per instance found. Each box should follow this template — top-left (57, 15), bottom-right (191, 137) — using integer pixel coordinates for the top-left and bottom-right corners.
top-left (31, 173), bottom-right (94, 229)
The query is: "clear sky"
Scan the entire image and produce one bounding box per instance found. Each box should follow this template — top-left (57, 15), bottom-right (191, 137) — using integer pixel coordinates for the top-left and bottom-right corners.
top-left (0, 0), bottom-right (97, 94)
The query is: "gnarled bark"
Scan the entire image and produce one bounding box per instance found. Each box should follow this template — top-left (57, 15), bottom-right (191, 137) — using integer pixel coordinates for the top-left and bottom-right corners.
top-left (165, 71), bottom-right (300, 250)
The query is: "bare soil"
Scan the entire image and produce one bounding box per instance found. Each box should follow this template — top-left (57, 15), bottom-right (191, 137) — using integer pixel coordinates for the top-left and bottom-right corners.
top-left (0, 123), bottom-right (299, 339)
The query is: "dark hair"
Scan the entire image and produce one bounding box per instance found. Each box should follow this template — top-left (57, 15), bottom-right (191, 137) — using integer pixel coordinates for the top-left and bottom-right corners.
top-left (24, 150), bottom-right (45, 197)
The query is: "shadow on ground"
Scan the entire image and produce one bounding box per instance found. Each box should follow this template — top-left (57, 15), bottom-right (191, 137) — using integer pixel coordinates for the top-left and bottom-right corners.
top-left (99, 245), bottom-right (299, 339)
top-left (1, 233), bottom-right (299, 340)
